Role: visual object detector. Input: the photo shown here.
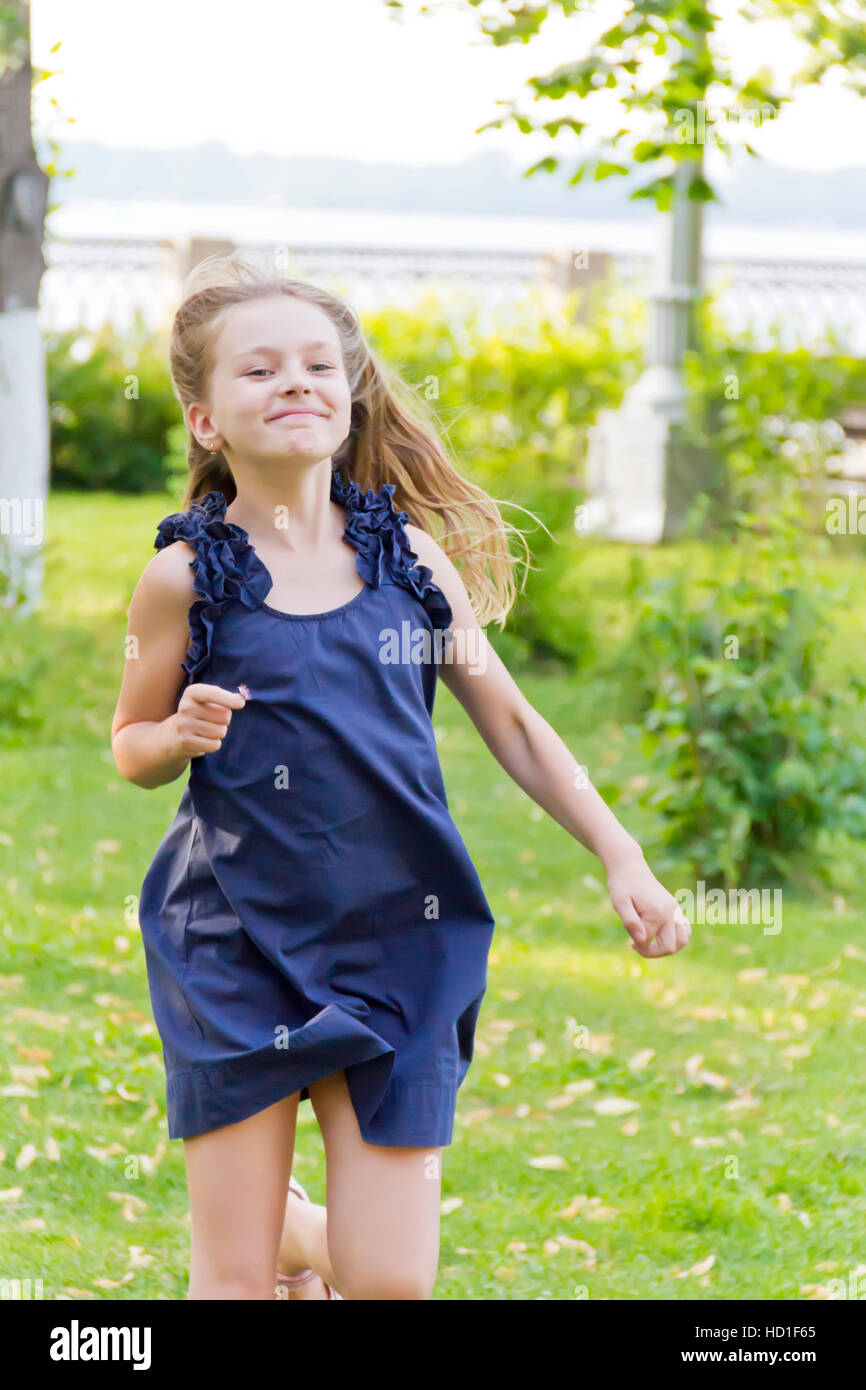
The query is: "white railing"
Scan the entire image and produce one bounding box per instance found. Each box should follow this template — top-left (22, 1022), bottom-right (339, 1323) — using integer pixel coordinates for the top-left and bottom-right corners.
top-left (39, 235), bottom-right (866, 354)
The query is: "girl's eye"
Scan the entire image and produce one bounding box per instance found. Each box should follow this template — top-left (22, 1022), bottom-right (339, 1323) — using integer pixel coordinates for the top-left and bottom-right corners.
top-left (246, 364), bottom-right (334, 377)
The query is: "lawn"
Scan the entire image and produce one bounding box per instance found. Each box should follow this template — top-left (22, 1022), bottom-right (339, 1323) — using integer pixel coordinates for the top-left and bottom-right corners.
top-left (1, 489), bottom-right (864, 1301)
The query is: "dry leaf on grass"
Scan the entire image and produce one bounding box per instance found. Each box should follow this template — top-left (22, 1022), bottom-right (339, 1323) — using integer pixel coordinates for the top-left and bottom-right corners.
top-left (593, 1097), bottom-right (639, 1116)
top-left (737, 968), bottom-right (767, 984)
top-left (93, 1273), bottom-right (135, 1289)
top-left (10, 1065), bottom-right (50, 1083)
top-left (673, 1253), bottom-right (716, 1279)
top-left (628, 1049), bottom-right (654, 1071)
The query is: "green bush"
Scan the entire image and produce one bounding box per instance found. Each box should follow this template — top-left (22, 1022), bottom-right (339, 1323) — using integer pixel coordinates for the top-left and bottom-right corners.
top-left (47, 316), bottom-right (182, 493)
top-left (619, 542), bottom-right (866, 887)
top-left (590, 305), bottom-right (866, 885)
top-left (0, 607), bottom-right (52, 735)
top-left (676, 301), bottom-right (866, 542)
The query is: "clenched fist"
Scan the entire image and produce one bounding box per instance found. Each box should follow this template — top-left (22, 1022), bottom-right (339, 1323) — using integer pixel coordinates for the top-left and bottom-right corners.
top-left (168, 683), bottom-right (247, 758)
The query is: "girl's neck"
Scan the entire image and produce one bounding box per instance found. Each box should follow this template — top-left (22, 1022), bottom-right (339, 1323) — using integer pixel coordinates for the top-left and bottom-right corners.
top-left (224, 460), bottom-right (340, 548)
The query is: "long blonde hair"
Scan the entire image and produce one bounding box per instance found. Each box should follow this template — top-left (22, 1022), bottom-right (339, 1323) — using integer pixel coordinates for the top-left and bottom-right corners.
top-left (169, 249), bottom-right (530, 627)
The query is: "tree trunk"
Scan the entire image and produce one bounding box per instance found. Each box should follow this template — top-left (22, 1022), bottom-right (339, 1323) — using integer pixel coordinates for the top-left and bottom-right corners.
top-left (0, 0), bottom-right (50, 611)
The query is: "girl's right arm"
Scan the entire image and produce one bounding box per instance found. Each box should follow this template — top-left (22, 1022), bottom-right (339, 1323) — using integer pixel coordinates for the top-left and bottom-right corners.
top-left (111, 541), bottom-right (245, 789)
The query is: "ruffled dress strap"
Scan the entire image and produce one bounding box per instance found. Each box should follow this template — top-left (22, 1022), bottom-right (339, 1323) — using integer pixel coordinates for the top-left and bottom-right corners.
top-left (330, 469), bottom-right (453, 631)
top-left (154, 490), bottom-right (272, 683)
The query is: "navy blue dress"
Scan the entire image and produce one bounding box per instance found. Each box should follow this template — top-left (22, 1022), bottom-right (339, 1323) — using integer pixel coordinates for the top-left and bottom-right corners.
top-left (138, 468), bottom-right (496, 1146)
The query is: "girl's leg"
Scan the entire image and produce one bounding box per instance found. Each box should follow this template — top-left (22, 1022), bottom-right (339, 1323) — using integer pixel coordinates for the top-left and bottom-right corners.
top-left (183, 1092), bottom-right (300, 1300)
top-left (276, 1179), bottom-right (336, 1299)
top-left (307, 1068), bottom-right (442, 1300)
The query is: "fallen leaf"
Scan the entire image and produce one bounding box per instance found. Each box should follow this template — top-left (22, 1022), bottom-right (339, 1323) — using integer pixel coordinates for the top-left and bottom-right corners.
top-left (127, 1247), bottom-right (154, 1268)
top-left (628, 1048), bottom-right (654, 1071)
top-left (10, 1065), bottom-right (50, 1083)
top-left (593, 1097), bottom-right (639, 1116)
top-left (673, 1253), bottom-right (716, 1279)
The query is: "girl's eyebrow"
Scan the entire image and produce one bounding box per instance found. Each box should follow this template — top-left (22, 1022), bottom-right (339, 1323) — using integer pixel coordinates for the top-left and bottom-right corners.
top-left (231, 341), bottom-right (339, 361)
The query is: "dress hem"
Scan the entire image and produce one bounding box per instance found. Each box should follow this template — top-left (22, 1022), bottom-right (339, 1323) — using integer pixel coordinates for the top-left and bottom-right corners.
top-left (166, 1071), bottom-right (460, 1148)
top-left (163, 1001), bottom-right (460, 1147)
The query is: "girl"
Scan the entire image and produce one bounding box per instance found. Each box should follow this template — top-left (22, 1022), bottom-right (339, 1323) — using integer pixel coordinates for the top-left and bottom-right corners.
top-left (111, 251), bottom-right (690, 1302)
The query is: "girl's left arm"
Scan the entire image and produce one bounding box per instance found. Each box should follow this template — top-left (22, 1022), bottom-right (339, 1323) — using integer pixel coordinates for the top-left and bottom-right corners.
top-left (408, 526), bottom-right (691, 960)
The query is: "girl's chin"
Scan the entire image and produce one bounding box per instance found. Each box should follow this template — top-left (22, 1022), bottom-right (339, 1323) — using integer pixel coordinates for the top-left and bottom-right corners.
top-left (256, 445), bottom-right (334, 464)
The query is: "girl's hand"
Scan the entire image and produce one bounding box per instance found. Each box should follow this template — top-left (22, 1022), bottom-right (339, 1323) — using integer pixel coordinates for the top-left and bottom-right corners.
top-left (168, 682), bottom-right (247, 759)
top-left (605, 851), bottom-right (691, 958)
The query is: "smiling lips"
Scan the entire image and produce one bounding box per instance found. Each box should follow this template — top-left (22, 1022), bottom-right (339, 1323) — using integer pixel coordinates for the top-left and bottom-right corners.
top-left (268, 409), bottom-right (325, 421)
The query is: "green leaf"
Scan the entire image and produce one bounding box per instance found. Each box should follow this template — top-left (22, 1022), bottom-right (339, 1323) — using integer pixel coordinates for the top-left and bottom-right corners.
top-left (524, 156), bottom-right (558, 176)
top-left (594, 161), bottom-right (630, 179)
top-left (687, 175), bottom-right (718, 202)
top-left (633, 141), bottom-right (666, 163)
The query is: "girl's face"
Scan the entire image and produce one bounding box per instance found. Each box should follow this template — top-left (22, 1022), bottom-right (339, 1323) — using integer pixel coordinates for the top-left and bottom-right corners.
top-left (193, 295), bottom-right (352, 470)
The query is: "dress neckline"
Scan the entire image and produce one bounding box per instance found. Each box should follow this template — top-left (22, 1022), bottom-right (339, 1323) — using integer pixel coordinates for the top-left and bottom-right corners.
top-left (215, 469), bottom-right (372, 623)
top-left (163, 468), bottom-right (454, 644)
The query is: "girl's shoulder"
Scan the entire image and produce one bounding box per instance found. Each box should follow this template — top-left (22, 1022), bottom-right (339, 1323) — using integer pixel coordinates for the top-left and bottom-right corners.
top-left (129, 537), bottom-right (199, 647)
top-left (135, 491), bottom-right (229, 609)
top-left (150, 487), bottom-right (271, 616)
top-left (154, 490), bottom-right (228, 554)
top-left (134, 489), bottom-right (229, 619)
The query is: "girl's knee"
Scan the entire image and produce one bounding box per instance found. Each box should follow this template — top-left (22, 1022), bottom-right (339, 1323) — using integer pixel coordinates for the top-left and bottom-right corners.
top-left (334, 1261), bottom-right (436, 1301)
top-left (188, 1271), bottom-right (277, 1300)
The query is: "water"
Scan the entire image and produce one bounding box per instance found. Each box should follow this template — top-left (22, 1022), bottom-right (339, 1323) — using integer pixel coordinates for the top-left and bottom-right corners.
top-left (48, 197), bottom-right (866, 264)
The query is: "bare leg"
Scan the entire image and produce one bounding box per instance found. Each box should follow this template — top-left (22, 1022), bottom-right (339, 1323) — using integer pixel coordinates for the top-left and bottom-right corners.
top-left (308, 1068), bottom-right (443, 1300)
top-left (277, 1183), bottom-right (336, 1298)
top-left (183, 1093), bottom-right (299, 1300)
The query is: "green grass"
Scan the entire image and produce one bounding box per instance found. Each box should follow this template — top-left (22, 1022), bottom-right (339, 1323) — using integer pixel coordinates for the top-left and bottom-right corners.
top-left (1, 489), bottom-right (865, 1301)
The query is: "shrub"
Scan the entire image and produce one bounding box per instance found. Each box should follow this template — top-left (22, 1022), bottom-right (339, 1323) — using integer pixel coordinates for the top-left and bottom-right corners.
top-left (47, 316), bottom-right (182, 494)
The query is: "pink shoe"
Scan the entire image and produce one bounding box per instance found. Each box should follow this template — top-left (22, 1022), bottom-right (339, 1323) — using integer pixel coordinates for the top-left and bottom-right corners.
top-left (275, 1174), bottom-right (343, 1300)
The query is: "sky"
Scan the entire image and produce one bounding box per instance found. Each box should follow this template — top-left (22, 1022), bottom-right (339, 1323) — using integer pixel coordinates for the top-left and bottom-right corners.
top-left (31, 0), bottom-right (866, 177)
